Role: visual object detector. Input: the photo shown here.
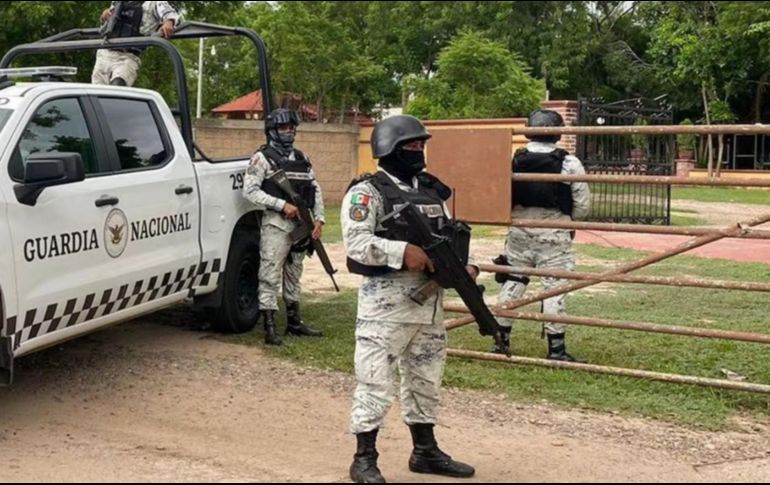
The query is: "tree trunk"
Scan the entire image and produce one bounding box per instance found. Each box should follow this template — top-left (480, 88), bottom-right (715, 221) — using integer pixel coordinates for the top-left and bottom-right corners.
top-left (425, 41), bottom-right (435, 79)
top-left (697, 136), bottom-right (707, 167)
top-left (702, 85), bottom-right (714, 178)
top-left (317, 90), bottom-right (324, 123)
top-left (754, 73), bottom-right (769, 123)
top-left (716, 91), bottom-right (729, 177)
top-left (339, 92), bottom-right (346, 124)
top-left (716, 135), bottom-right (725, 177)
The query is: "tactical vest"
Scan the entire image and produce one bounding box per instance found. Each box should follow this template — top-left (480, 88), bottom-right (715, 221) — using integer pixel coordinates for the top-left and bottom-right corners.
top-left (346, 172), bottom-right (454, 277)
top-left (261, 146), bottom-right (317, 210)
top-left (512, 149), bottom-right (574, 216)
top-left (108, 2), bottom-right (146, 55)
top-left (114, 2), bottom-right (145, 36)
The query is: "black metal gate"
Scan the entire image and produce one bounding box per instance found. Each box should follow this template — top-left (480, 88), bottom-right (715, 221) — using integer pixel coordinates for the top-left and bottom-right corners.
top-left (577, 97), bottom-right (675, 225)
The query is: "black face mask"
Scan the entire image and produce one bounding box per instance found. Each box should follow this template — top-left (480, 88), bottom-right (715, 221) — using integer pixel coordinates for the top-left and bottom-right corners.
top-left (268, 129), bottom-right (295, 155)
top-left (380, 147), bottom-right (426, 183)
top-left (278, 132), bottom-right (295, 149)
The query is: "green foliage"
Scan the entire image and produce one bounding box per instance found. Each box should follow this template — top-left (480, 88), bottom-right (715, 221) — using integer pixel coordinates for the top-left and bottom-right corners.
top-left (1, 2), bottom-right (769, 124)
top-left (643, 2), bottom-right (770, 123)
top-left (405, 31), bottom-right (544, 120)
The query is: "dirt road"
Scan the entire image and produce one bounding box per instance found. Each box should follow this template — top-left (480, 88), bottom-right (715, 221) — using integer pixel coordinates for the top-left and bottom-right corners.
top-left (1, 312), bottom-right (768, 483)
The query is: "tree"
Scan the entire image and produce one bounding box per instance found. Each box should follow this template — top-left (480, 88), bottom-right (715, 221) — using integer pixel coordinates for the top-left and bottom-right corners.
top-left (719, 2), bottom-right (770, 123)
top-left (242, 1), bottom-right (386, 121)
top-left (644, 3), bottom-right (736, 123)
top-left (405, 31), bottom-right (544, 120)
top-left (638, 1), bottom-right (770, 124)
top-left (3, 1), bottom-right (769, 125)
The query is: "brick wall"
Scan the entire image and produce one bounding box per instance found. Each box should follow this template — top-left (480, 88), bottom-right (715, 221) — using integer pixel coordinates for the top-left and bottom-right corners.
top-left (195, 119), bottom-right (360, 204)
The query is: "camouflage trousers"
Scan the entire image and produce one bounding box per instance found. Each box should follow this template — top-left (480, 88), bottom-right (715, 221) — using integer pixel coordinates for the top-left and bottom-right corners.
top-left (497, 229), bottom-right (575, 335)
top-left (350, 319), bottom-right (447, 435)
top-left (92, 49), bottom-right (141, 86)
top-left (258, 224), bottom-right (305, 311)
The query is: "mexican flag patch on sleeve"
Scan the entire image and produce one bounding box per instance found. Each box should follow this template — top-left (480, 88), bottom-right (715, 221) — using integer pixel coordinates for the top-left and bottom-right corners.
top-left (350, 194), bottom-right (371, 207)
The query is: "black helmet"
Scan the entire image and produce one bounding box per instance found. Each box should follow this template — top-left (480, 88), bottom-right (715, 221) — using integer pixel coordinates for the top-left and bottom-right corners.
top-left (371, 115), bottom-right (431, 159)
top-left (265, 108), bottom-right (300, 151)
top-left (526, 109), bottom-right (564, 143)
top-left (266, 108), bottom-right (300, 131)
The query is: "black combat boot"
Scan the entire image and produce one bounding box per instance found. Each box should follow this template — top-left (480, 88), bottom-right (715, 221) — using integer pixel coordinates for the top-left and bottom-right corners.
top-left (285, 302), bottom-right (323, 337)
top-left (547, 333), bottom-right (586, 363)
top-left (408, 424), bottom-right (475, 479)
top-left (491, 326), bottom-right (512, 355)
top-left (350, 430), bottom-right (386, 484)
top-left (262, 310), bottom-right (283, 346)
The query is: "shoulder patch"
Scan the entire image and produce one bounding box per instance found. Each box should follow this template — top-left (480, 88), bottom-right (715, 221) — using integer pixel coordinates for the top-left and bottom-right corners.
top-left (349, 205), bottom-right (370, 222)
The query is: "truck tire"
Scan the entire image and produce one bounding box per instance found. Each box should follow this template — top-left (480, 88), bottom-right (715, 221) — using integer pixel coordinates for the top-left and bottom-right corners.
top-left (208, 231), bottom-right (260, 334)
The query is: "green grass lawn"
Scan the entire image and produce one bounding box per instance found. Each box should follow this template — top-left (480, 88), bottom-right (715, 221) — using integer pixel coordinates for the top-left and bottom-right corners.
top-left (321, 205), bottom-right (344, 244)
top-left (587, 185), bottom-right (770, 207)
top-left (671, 213), bottom-right (709, 226)
top-left (229, 244), bottom-right (770, 430)
top-left (673, 187), bottom-right (770, 205)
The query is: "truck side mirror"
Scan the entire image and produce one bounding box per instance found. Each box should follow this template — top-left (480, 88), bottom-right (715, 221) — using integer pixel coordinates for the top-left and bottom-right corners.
top-left (14, 152), bottom-right (86, 206)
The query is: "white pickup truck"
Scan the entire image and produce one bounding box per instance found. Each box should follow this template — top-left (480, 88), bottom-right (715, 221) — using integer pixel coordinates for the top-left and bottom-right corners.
top-left (0, 23), bottom-right (278, 384)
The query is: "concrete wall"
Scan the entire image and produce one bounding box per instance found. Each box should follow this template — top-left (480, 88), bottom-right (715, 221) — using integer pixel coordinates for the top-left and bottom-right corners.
top-left (194, 119), bottom-right (360, 204)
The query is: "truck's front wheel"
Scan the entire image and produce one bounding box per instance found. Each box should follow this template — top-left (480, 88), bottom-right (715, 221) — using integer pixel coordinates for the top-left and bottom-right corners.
top-left (208, 231), bottom-right (260, 334)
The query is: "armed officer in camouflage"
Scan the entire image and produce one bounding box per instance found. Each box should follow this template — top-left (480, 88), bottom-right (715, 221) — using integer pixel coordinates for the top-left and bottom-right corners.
top-left (92, 1), bottom-right (180, 87)
top-left (494, 109), bottom-right (591, 362)
top-left (243, 109), bottom-right (324, 346)
top-left (342, 115), bottom-right (476, 484)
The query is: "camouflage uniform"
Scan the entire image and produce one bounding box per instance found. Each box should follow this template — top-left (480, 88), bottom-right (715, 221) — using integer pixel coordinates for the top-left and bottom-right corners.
top-left (92, 1), bottom-right (180, 86)
top-left (243, 149), bottom-right (325, 312)
top-left (497, 141), bottom-right (591, 335)
top-left (343, 170), bottom-right (449, 435)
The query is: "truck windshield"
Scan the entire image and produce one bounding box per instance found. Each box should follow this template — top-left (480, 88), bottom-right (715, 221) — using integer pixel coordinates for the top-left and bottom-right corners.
top-left (0, 108), bottom-right (11, 132)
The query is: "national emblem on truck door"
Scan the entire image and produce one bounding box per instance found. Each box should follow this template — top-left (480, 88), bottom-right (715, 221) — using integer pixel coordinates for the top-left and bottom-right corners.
top-left (104, 208), bottom-right (129, 259)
